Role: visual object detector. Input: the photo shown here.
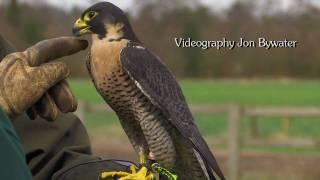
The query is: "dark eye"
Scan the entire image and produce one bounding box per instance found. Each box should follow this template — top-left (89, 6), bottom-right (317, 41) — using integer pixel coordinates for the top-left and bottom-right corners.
top-left (88, 11), bottom-right (96, 18)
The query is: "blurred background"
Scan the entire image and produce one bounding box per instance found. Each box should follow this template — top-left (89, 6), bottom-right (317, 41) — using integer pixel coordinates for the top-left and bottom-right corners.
top-left (1, 0), bottom-right (320, 179)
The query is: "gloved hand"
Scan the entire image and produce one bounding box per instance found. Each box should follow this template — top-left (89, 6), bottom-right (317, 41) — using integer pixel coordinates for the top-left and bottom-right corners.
top-left (0, 37), bottom-right (88, 120)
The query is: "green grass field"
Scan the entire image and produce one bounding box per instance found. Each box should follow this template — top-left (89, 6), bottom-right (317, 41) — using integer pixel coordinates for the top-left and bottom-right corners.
top-left (69, 79), bottom-right (320, 154)
top-left (70, 79), bottom-right (320, 106)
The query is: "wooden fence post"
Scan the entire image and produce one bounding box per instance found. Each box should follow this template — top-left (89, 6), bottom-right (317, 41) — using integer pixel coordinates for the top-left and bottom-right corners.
top-left (75, 101), bottom-right (86, 122)
top-left (281, 116), bottom-right (289, 138)
top-left (250, 115), bottom-right (260, 138)
top-left (228, 105), bottom-right (241, 180)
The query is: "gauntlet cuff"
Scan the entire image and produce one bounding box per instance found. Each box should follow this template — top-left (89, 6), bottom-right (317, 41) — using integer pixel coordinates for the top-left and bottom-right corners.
top-left (0, 94), bottom-right (13, 117)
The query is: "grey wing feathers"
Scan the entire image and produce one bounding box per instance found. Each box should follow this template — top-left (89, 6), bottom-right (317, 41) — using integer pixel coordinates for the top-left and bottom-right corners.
top-left (120, 45), bottom-right (225, 180)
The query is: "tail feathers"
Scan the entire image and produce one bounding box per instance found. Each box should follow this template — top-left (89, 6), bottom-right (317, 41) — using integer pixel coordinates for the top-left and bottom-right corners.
top-left (190, 130), bottom-right (225, 180)
top-left (193, 149), bottom-right (215, 180)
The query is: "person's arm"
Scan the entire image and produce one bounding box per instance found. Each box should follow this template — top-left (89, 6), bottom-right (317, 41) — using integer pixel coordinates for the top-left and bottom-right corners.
top-left (0, 36), bottom-right (33, 179)
top-left (0, 108), bottom-right (32, 180)
top-left (0, 36), bottom-right (87, 180)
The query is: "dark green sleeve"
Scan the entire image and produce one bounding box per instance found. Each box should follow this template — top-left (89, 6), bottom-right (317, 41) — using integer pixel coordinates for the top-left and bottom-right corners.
top-left (0, 109), bottom-right (33, 180)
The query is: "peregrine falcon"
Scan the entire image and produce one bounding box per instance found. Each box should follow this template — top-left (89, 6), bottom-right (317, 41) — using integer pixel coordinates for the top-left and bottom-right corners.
top-left (72, 2), bottom-right (224, 180)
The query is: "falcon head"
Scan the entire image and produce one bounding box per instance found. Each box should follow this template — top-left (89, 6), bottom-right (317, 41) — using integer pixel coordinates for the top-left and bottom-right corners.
top-left (72, 2), bottom-right (139, 41)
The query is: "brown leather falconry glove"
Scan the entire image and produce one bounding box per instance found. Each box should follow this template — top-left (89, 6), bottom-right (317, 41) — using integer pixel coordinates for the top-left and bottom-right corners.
top-left (0, 37), bottom-right (87, 120)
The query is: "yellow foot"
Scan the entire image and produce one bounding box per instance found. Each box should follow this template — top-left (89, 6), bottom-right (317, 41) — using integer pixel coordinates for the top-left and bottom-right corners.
top-left (100, 165), bottom-right (154, 180)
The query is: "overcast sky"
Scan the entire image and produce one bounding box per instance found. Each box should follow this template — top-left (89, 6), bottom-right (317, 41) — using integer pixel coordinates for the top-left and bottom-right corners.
top-left (23, 0), bottom-right (235, 11)
top-left (14, 0), bottom-right (320, 12)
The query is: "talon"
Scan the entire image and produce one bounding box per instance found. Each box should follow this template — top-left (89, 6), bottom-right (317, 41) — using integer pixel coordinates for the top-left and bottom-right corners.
top-left (100, 171), bottom-right (130, 179)
top-left (146, 173), bottom-right (154, 180)
top-left (130, 165), bottom-right (137, 174)
top-left (100, 165), bottom-right (155, 180)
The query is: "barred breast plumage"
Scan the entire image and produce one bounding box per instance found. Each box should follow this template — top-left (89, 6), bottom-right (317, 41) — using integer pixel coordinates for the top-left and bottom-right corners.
top-left (89, 37), bottom-right (176, 168)
top-left (99, 64), bottom-right (177, 168)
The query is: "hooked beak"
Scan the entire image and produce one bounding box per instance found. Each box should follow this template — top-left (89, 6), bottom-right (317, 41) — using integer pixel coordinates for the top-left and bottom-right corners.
top-left (72, 18), bottom-right (91, 37)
